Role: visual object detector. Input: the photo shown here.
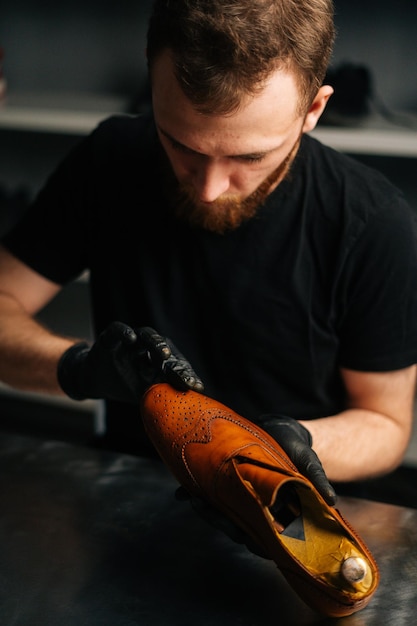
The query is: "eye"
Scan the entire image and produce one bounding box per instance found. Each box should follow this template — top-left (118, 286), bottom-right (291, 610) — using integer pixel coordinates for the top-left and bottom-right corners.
top-left (236, 154), bottom-right (266, 164)
top-left (169, 137), bottom-right (196, 156)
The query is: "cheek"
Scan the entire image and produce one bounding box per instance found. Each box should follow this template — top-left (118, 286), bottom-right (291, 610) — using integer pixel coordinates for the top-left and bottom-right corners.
top-left (158, 135), bottom-right (189, 179)
top-left (165, 150), bottom-right (198, 182)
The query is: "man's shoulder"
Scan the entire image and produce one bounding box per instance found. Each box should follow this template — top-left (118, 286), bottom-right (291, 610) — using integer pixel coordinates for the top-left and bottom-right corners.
top-left (96, 110), bottom-right (154, 133)
top-left (89, 111), bottom-right (157, 155)
top-left (300, 133), bottom-right (407, 218)
top-left (301, 133), bottom-right (400, 195)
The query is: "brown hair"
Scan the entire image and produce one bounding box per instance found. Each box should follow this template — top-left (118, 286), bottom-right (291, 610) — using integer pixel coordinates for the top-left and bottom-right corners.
top-left (147, 0), bottom-right (335, 115)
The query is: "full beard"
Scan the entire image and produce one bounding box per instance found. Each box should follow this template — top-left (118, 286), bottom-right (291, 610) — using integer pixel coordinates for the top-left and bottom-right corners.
top-left (172, 137), bottom-right (300, 234)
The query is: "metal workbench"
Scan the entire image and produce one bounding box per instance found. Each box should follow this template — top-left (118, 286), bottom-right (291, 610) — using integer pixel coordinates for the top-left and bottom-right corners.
top-left (0, 432), bottom-right (415, 625)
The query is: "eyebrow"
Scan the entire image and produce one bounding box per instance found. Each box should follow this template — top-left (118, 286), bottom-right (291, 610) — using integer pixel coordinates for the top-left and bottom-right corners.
top-left (157, 126), bottom-right (271, 161)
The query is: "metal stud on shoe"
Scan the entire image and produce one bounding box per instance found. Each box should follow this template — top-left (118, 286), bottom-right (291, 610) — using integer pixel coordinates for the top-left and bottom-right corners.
top-left (341, 556), bottom-right (368, 584)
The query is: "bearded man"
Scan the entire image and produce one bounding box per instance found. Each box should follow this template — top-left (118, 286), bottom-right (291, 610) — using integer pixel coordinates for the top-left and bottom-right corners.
top-left (0, 0), bottom-right (416, 501)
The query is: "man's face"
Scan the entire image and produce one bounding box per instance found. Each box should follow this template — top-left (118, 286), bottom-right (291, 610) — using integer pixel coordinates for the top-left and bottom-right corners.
top-left (151, 51), bottom-right (306, 233)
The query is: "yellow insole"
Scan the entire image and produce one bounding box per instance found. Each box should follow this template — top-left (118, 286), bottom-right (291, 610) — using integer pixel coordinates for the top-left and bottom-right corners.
top-left (269, 484), bottom-right (374, 595)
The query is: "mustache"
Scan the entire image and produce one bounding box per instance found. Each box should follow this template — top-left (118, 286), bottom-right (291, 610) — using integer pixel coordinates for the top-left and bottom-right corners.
top-left (175, 136), bottom-right (301, 235)
top-left (162, 135), bottom-right (301, 234)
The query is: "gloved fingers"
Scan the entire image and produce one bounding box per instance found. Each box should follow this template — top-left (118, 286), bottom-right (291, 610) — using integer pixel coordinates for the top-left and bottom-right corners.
top-left (258, 415), bottom-right (312, 446)
top-left (137, 326), bottom-right (172, 365)
top-left (163, 355), bottom-right (204, 391)
top-left (99, 321), bottom-right (138, 349)
top-left (256, 415), bottom-right (337, 506)
top-left (294, 448), bottom-right (337, 506)
top-left (166, 338), bottom-right (204, 389)
top-left (134, 326), bottom-right (204, 391)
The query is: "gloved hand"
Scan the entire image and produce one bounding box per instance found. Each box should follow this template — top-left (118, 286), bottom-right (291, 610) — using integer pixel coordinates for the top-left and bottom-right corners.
top-left (255, 414), bottom-right (337, 506)
top-left (57, 322), bottom-right (204, 403)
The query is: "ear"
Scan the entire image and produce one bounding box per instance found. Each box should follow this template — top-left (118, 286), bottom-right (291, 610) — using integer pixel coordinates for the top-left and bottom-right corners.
top-left (302, 85), bottom-right (334, 133)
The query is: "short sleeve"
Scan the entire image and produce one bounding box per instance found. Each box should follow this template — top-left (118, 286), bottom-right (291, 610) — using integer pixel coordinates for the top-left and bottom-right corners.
top-left (338, 193), bottom-right (417, 371)
top-left (1, 115), bottom-right (135, 285)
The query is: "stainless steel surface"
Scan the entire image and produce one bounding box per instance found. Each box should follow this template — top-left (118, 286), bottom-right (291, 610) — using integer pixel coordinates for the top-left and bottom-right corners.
top-left (0, 432), bottom-right (416, 625)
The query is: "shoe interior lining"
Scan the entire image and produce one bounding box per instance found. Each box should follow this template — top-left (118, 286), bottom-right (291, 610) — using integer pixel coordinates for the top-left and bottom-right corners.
top-left (267, 482), bottom-right (375, 595)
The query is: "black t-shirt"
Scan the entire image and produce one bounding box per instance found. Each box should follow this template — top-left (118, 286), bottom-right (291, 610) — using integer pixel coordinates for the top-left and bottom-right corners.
top-left (4, 114), bottom-right (417, 452)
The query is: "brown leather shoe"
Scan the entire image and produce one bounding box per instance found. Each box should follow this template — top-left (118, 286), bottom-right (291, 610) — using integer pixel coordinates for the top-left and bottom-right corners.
top-left (141, 383), bottom-right (380, 617)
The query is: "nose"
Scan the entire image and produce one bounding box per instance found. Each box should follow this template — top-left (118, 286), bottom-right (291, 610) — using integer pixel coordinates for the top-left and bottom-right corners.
top-left (192, 159), bottom-right (231, 203)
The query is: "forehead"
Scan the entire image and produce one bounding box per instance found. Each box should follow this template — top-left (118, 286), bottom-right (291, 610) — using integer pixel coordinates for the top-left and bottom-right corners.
top-left (151, 51), bottom-right (302, 156)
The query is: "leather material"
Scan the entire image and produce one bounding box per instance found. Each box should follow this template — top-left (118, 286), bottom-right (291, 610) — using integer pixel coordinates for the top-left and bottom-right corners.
top-left (141, 383), bottom-right (380, 617)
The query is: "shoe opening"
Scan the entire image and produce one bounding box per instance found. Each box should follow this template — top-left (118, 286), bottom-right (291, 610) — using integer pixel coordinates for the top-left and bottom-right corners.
top-left (268, 481), bottom-right (375, 595)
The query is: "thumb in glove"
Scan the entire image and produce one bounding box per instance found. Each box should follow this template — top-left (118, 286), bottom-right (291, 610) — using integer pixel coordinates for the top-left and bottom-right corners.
top-left (256, 414), bottom-right (337, 506)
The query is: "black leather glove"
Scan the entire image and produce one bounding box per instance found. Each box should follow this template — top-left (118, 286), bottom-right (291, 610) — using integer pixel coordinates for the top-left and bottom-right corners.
top-left (255, 414), bottom-right (337, 506)
top-left (57, 322), bottom-right (204, 404)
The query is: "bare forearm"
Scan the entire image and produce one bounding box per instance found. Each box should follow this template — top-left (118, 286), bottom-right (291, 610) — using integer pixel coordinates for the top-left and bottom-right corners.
top-left (0, 293), bottom-right (78, 395)
top-left (301, 409), bottom-right (412, 483)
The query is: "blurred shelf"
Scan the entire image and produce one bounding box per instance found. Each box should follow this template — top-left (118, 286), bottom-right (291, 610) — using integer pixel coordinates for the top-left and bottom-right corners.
top-left (0, 381), bottom-right (105, 440)
top-left (312, 111), bottom-right (417, 158)
top-left (312, 126), bottom-right (417, 158)
top-left (0, 91), bottom-right (128, 135)
top-left (1, 92), bottom-right (416, 159)
top-left (0, 381), bottom-right (97, 413)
